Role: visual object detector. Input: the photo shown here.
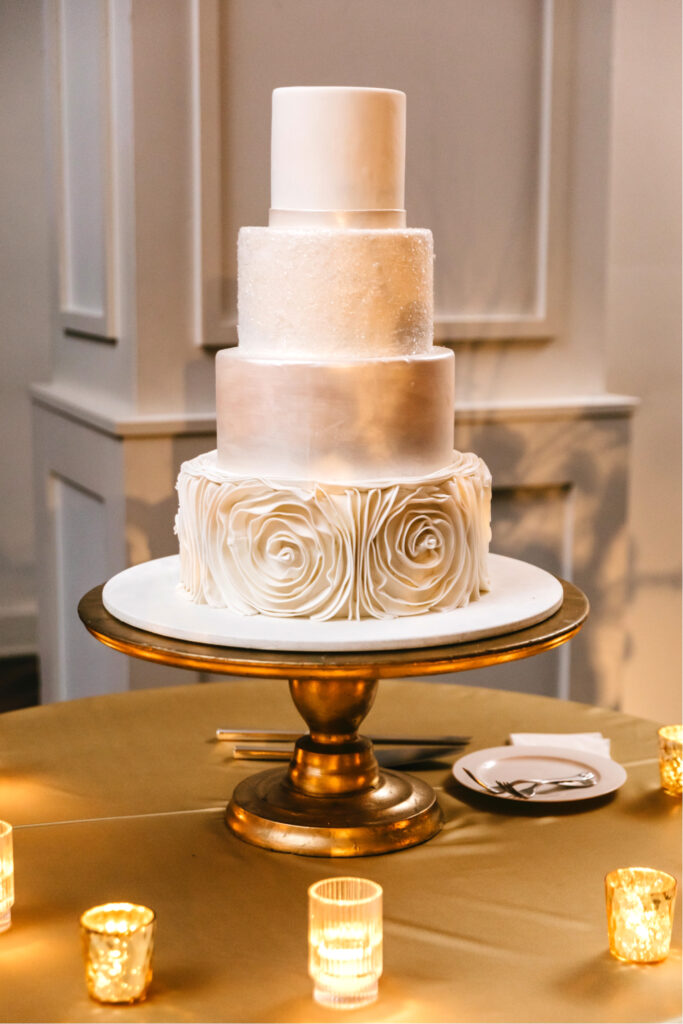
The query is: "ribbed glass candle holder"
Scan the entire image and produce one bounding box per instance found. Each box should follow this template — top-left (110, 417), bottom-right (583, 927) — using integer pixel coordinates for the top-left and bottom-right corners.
top-left (309, 877), bottom-right (383, 1009)
top-left (605, 868), bottom-right (677, 963)
top-left (0, 822), bottom-right (14, 933)
top-left (80, 903), bottom-right (156, 1004)
top-left (658, 726), bottom-right (682, 796)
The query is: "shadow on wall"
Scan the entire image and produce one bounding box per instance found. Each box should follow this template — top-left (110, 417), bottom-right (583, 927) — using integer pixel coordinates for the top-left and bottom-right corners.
top-left (119, 434), bottom-right (220, 691)
top-left (124, 434), bottom-right (216, 569)
top-left (450, 410), bottom-right (635, 708)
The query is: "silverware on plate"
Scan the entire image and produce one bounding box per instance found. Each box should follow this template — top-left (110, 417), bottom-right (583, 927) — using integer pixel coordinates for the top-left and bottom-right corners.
top-left (494, 775), bottom-right (596, 799)
top-left (463, 766), bottom-right (596, 799)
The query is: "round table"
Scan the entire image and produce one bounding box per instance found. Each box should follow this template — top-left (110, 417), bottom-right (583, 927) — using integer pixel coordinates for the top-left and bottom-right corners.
top-left (0, 679), bottom-right (679, 1023)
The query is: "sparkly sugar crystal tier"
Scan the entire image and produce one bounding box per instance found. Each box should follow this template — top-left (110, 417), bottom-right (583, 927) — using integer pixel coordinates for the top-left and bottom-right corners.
top-left (237, 227), bottom-right (433, 359)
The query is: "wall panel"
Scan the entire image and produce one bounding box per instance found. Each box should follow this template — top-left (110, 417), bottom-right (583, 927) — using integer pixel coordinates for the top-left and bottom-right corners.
top-left (192, 0), bottom-right (568, 347)
top-left (52, 475), bottom-right (122, 699)
top-left (56, 0), bottom-right (116, 338)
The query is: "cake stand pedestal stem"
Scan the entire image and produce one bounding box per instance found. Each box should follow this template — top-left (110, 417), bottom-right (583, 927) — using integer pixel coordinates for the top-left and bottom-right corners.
top-left (226, 675), bottom-right (442, 856)
top-left (287, 677), bottom-right (381, 795)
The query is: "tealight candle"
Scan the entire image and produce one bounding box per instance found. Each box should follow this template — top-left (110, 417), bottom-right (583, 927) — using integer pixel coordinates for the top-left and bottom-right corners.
top-left (80, 903), bottom-right (156, 1004)
top-left (605, 868), bottom-right (677, 963)
top-left (308, 877), bottom-right (382, 1010)
top-left (0, 822), bottom-right (14, 933)
top-left (658, 725), bottom-right (682, 795)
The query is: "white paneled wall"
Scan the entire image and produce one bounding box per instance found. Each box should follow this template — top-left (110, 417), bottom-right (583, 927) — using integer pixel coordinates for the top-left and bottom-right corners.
top-left (605, 0), bottom-right (682, 721)
top-left (0, 1), bottom-right (52, 657)
top-left (32, 396), bottom-right (217, 700)
top-left (0, 0), bottom-right (676, 714)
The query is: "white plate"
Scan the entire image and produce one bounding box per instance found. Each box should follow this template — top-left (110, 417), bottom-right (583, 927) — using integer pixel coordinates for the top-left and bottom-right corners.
top-left (101, 553), bottom-right (564, 653)
top-left (452, 745), bottom-right (627, 802)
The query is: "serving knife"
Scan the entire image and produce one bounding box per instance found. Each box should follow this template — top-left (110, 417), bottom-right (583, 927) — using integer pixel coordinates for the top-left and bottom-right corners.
top-left (232, 743), bottom-right (464, 766)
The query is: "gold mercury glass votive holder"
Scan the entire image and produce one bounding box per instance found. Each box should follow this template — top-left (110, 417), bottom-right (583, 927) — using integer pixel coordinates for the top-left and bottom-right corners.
top-left (658, 725), bottom-right (683, 796)
top-left (80, 902), bottom-right (156, 1004)
top-left (309, 877), bottom-right (383, 1010)
top-left (605, 867), bottom-right (677, 963)
top-left (0, 821), bottom-right (14, 933)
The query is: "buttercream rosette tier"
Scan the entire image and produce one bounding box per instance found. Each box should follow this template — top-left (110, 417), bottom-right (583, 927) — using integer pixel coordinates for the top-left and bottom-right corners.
top-left (176, 451), bottom-right (491, 620)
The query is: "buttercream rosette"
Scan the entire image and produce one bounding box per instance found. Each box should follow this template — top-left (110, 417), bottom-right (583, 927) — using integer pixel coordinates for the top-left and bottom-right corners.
top-left (175, 450), bottom-right (491, 621)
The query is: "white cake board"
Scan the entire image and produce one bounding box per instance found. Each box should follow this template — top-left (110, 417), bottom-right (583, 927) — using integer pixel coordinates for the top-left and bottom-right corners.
top-left (102, 554), bottom-right (564, 653)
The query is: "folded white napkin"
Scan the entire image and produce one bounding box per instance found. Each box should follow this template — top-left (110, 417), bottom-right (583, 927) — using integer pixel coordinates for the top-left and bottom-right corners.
top-left (509, 732), bottom-right (611, 758)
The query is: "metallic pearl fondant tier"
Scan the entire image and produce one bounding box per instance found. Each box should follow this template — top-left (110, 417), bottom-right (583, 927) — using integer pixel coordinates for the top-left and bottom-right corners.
top-left (237, 227), bottom-right (433, 358)
top-left (216, 348), bottom-right (455, 482)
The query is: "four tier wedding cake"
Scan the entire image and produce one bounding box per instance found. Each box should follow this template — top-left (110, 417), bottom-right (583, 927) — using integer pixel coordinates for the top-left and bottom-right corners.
top-left (175, 86), bottom-right (492, 621)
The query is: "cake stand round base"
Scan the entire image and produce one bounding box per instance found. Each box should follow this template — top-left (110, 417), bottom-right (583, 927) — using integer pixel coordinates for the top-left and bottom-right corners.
top-left (226, 767), bottom-right (442, 856)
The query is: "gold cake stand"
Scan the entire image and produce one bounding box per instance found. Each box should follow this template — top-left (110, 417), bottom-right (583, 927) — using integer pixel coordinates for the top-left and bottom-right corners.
top-left (78, 580), bottom-right (588, 857)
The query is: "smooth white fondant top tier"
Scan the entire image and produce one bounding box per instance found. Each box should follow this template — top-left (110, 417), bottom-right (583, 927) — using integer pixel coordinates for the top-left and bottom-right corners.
top-left (270, 87), bottom-right (406, 227)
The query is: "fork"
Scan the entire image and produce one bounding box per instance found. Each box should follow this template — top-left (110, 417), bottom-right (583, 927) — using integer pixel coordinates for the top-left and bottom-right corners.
top-left (462, 767), bottom-right (508, 795)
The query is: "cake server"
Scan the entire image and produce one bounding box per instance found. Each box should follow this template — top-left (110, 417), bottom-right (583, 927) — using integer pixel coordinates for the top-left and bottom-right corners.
top-left (216, 729), bottom-right (470, 746)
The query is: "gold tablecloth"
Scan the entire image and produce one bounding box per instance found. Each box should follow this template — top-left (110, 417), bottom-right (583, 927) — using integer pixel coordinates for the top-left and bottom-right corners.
top-left (0, 679), bottom-right (679, 1023)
